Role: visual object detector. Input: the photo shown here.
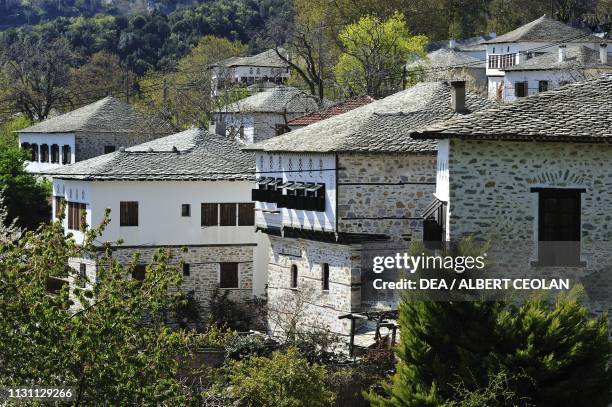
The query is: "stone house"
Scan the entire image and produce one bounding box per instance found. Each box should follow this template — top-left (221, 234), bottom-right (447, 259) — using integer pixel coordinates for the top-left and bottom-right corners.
top-left (411, 75), bottom-right (612, 321)
top-left (18, 96), bottom-right (170, 173)
top-left (51, 129), bottom-right (269, 313)
top-left (208, 49), bottom-right (290, 95)
top-left (499, 44), bottom-right (612, 102)
top-left (211, 85), bottom-right (321, 144)
top-left (484, 15), bottom-right (611, 100)
top-left (245, 81), bottom-right (493, 338)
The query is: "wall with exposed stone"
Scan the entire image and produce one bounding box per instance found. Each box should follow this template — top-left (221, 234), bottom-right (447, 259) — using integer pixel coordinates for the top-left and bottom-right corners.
top-left (337, 153), bottom-right (437, 241)
top-left (447, 139), bottom-right (612, 319)
top-left (266, 235), bottom-right (363, 338)
top-left (75, 131), bottom-right (169, 162)
top-left (68, 244), bottom-right (256, 314)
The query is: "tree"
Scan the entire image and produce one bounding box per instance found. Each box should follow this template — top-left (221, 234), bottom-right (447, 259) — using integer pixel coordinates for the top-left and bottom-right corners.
top-left (369, 288), bottom-right (612, 406)
top-left (0, 210), bottom-right (195, 404)
top-left (0, 115), bottom-right (31, 149)
top-left (217, 348), bottom-right (335, 406)
top-left (0, 147), bottom-right (50, 230)
top-left (334, 12), bottom-right (427, 97)
top-left (137, 35), bottom-right (247, 129)
top-left (69, 51), bottom-right (134, 107)
top-left (0, 37), bottom-right (74, 121)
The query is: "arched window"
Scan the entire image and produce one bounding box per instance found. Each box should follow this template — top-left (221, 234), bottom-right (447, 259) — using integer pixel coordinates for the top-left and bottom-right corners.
top-left (322, 263), bottom-right (330, 291)
top-left (62, 145), bottom-right (71, 164)
top-left (30, 143), bottom-right (39, 162)
top-left (40, 144), bottom-right (49, 163)
top-left (21, 143), bottom-right (31, 160)
top-left (50, 144), bottom-right (59, 163)
top-left (290, 265), bottom-right (298, 289)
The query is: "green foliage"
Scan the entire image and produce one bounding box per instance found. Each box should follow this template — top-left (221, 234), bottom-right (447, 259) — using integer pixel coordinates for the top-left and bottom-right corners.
top-left (0, 147), bottom-right (50, 230)
top-left (207, 288), bottom-right (267, 331)
top-left (220, 348), bottom-right (335, 406)
top-left (335, 12), bottom-right (427, 96)
top-left (368, 288), bottom-right (612, 406)
top-left (0, 210), bottom-right (195, 404)
top-left (0, 115), bottom-right (31, 149)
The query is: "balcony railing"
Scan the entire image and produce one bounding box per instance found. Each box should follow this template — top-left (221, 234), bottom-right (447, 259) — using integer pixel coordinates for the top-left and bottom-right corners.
top-left (252, 178), bottom-right (326, 212)
top-left (488, 53), bottom-right (517, 70)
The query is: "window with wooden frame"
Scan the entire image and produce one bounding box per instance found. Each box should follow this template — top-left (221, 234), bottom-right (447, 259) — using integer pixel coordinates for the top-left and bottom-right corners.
top-left (40, 144), bottom-right (49, 162)
top-left (322, 263), bottom-right (330, 291)
top-left (62, 145), bottom-right (71, 164)
top-left (238, 203), bottom-right (255, 226)
top-left (538, 80), bottom-right (549, 92)
top-left (514, 81), bottom-right (528, 97)
top-left (533, 188), bottom-right (583, 266)
top-left (78, 263), bottom-right (87, 288)
top-left (30, 143), bottom-right (39, 161)
top-left (219, 262), bottom-right (239, 288)
top-left (67, 202), bottom-right (86, 230)
top-left (50, 144), bottom-right (60, 163)
top-left (183, 263), bottom-right (190, 277)
top-left (132, 265), bottom-right (146, 281)
top-left (104, 145), bottom-right (116, 154)
top-left (181, 204), bottom-right (191, 217)
top-left (55, 197), bottom-right (65, 220)
top-left (120, 201), bottom-right (139, 226)
top-left (201, 203), bottom-right (218, 226)
top-left (220, 203), bottom-right (237, 226)
top-left (290, 265), bottom-right (298, 289)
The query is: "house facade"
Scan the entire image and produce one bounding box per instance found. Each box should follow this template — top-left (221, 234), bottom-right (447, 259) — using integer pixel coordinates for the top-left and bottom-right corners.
top-left (412, 75), bottom-right (612, 320)
top-left (18, 96), bottom-right (169, 173)
top-left (245, 82), bottom-right (493, 338)
top-left (211, 85), bottom-right (320, 143)
top-left (484, 15), bottom-right (611, 100)
top-left (209, 49), bottom-right (290, 95)
top-left (51, 129), bottom-right (269, 312)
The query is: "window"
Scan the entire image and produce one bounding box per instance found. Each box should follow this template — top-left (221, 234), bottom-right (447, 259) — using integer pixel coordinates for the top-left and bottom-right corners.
top-left (538, 80), bottom-right (549, 92)
top-left (183, 263), bottom-right (190, 277)
top-left (275, 124), bottom-right (290, 136)
top-left (78, 263), bottom-right (87, 288)
top-left (46, 276), bottom-right (68, 294)
top-left (120, 201), bottom-right (139, 227)
top-left (220, 203), bottom-right (237, 226)
top-left (219, 262), bottom-right (239, 288)
top-left (30, 143), bottom-right (39, 161)
top-left (132, 265), bottom-right (146, 281)
top-left (238, 203), bottom-right (255, 226)
top-left (322, 263), bottom-right (330, 291)
top-left (181, 204), bottom-right (191, 217)
top-left (50, 144), bottom-right (59, 163)
top-left (514, 81), bottom-right (528, 97)
top-left (104, 145), bottom-right (116, 154)
top-left (201, 203), bottom-right (218, 226)
top-left (67, 202), bottom-right (86, 230)
top-left (534, 188), bottom-right (583, 266)
top-left (62, 145), bottom-right (71, 164)
top-left (55, 197), bottom-right (65, 220)
top-left (290, 265), bottom-right (298, 288)
top-left (40, 144), bottom-right (49, 162)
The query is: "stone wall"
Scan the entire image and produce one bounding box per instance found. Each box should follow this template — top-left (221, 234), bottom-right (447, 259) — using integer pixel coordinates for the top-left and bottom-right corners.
top-left (267, 235), bottom-right (362, 338)
top-left (448, 139), bottom-right (612, 319)
top-left (68, 244), bottom-right (255, 313)
top-left (75, 131), bottom-right (169, 162)
top-left (252, 112), bottom-right (303, 143)
top-left (337, 153), bottom-right (437, 241)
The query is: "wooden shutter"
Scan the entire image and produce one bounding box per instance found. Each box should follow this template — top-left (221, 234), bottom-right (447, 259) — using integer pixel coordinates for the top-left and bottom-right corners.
top-left (238, 203), bottom-right (255, 226)
top-left (201, 203), bottom-right (218, 226)
top-left (220, 203), bottom-right (237, 226)
top-left (67, 202), bottom-right (85, 230)
top-left (120, 202), bottom-right (138, 226)
top-left (55, 197), bottom-right (65, 220)
top-left (322, 263), bottom-right (329, 291)
top-left (219, 263), bottom-right (239, 288)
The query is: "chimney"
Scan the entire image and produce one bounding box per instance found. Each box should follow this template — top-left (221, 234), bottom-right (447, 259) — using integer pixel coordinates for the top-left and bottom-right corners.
top-left (488, 31), bottom-right (497, 39)
top-left (600, 43), bottom-right (608, 64)
top-left (449, 38), bottom-right (456, 49)
top-left (558, 45), bottom-right (566, 62)
top-left (517, 51), bottom-right (526, 65)
top-left (450, 81), bottom-right (466, 113)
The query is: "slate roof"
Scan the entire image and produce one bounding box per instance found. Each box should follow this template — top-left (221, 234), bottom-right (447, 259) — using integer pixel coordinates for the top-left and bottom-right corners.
top-left (287, 96), bottom-right (375, 126)
top-left (19, 96), bottom-right (168, 134)
top-left (219, 85), bottom-right (320, 114)
top-left (411, 74), bottom-right (612, 142)
top-left (427, 35), bottom-right (492, 52)
top-left (212, 49), bottom-right (289, 69)
top-left (484, 15), bottom-right (610, 44)
top-left (50, 129), bottom-right (254, 181)
top-left (245, 82), bottom-right (494, 154)
top-left (407, 48), bottom-right (486, 71)
top-left (502, 45), bottom-right (612, 71)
